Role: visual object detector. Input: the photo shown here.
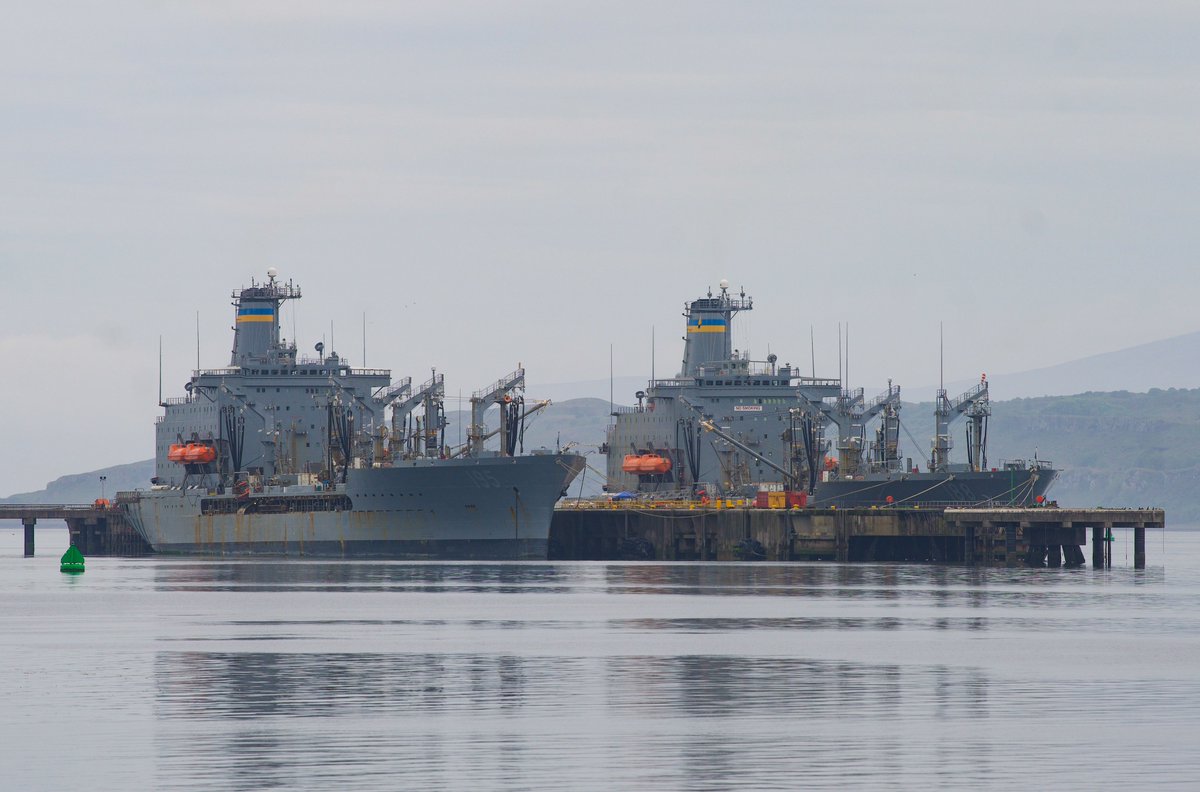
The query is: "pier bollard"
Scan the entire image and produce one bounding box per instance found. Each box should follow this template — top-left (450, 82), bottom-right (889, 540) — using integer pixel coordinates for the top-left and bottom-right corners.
top-left (1092, 526), bottom-right (1103, 569)
top-left (1134, 526), bottom-right (1146, 569)
top-left (23, 517), bottom-right (35, 557)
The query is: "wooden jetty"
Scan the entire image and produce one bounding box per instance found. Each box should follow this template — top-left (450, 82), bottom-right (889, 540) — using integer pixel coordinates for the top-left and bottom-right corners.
top-left (549, 504), bottom-right (1165, 568)
top-left (0, 504), bottom-right (152, 557)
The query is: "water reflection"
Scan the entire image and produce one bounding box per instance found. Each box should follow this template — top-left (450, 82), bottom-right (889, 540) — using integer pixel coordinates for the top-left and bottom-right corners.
top-left (153, 561), bottom-right (576, 594)
top-left (157, 646), bottom-right (1200, 791)
top-left (155, 650), bottom-right (1002, 791)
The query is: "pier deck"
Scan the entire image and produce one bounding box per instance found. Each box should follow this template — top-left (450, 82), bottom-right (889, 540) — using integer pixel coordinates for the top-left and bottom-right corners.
top-left (549, 505), bottom-right (1165, 567)
top-left (2, 503), bottom-right (1165, 567)
top-left (0, 505), bottom-right (152, 557)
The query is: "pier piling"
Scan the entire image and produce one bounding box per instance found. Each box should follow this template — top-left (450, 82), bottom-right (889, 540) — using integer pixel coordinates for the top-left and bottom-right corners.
top-left (23, 517), bottom-right (35, 557)
top-left (1135, 526), bottom-right (1146, 569)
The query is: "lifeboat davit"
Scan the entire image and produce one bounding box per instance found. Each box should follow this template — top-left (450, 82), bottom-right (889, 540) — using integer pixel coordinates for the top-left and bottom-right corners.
top-left (167, 444), bottom-right (188, 463)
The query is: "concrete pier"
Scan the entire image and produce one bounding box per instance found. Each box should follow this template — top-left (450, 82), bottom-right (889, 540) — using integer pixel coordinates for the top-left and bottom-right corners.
top-left (550, 506), bottom-right (1165, 567)
top-left (0, 505), bottom-right (152, 557)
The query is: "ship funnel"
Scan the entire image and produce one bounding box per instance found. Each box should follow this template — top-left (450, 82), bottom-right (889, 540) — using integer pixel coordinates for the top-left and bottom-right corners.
top-left (681, 286), bottom-right (752, 377)
top-left (230, 275), bottom-right (301, 366)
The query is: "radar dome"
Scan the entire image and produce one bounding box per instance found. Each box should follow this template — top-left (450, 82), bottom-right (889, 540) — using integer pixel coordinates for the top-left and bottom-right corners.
top-left (719, 278), bottom-right (730, 290)
top-left (267, 267), bottom-right (279, 280)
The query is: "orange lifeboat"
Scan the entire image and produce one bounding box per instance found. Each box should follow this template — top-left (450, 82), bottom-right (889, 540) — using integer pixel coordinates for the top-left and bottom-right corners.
top-left (639, 454), bottom-right (671, 474)
top-left (167, 444), bottom-right (188, 463)
top-left (623, 453), bottom-right (673, 475)
top-left (184, 444), bottom-right (216, 464)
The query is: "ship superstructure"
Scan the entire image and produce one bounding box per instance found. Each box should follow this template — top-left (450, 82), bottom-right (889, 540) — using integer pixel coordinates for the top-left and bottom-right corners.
top-left (124, 269), bottom-right (584, 558)
top-left (604, 281), bottom-right (1054, 507)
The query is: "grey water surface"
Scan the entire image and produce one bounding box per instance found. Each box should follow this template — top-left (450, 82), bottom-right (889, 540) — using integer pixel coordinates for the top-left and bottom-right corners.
top-left (2, 525), bottom-right (1196, 791)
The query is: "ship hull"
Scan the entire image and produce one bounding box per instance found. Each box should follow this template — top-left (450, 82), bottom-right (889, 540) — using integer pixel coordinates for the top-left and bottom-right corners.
top-left (810, 467), bottom-right (1056, 509)
top-left (122, 454), bottom-right (584, 559)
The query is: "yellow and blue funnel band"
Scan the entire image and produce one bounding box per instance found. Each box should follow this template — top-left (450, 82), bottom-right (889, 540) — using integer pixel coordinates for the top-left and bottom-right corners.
top-left (237, 306), bottom-right (275, 323)
top-left (687, 316), bottom-right (727, 334)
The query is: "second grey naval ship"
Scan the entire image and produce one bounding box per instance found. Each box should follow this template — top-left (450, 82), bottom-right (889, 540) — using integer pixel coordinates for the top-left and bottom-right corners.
top-left (119, 270), bottom-right (584, 558)
top-left (604, 281), bottom-right (1055, 508)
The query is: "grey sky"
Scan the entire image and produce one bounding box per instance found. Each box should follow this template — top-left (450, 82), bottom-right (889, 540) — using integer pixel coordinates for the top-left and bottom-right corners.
top-left (2, 2), bottom-right (1197, 495)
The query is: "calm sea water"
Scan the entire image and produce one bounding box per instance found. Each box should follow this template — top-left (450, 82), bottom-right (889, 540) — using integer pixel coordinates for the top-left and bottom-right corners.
top-left (1, 524), bottom-right (1197, 791)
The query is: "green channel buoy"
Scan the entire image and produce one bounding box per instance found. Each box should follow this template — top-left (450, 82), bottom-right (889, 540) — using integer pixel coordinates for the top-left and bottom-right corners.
top-left (60, 545), bottom-right (85, 574)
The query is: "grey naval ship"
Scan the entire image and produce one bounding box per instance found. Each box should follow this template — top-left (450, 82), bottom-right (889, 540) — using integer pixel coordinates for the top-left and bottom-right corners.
top-left (119, 270), bottom-right (584, 558)
top-left (604, 281), bottom-right (1055, 508)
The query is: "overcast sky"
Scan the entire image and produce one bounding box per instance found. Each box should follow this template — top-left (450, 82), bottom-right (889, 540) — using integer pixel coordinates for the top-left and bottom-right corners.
top-left (2, 2), bottom-right (1197, 495)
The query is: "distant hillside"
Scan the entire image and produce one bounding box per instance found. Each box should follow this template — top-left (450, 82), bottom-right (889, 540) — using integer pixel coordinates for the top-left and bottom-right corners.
top-left (0, 459), bottom-right (154, 505)
top-left (937, 332), bottom-right (1200, 399)
top-left (902, 389), bottom-right (1200, 521)
top-left (545, 333), bottom-right (1200, 403)
top-left (5, 391), bottom-right (1197, 521)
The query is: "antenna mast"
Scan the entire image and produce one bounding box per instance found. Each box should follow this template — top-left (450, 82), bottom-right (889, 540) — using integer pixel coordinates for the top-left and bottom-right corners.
top-left (810, 325), bottom-right (815, 379)
top-left (609, 343), bottom-right (614, 418)
top-left (837, 322), bottom-right (842, 386)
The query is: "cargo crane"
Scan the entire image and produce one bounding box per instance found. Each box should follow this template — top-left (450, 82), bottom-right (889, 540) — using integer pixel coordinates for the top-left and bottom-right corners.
top-left (451, 399), bottom-right (552, 458)
top-left (930, 375), bottom-right (990, 473)
top-left (697, 418), bottom-right (801, 492)
top-left (866, 382), bottom-right (903, 474)
top-left (799, 381), bottom-right (901, 478)
top-left (678, 395), bottom-right (806, 492)
top-left (380, 372), bottom-right (445, 458)
top-left (468, 366), bottom-right (525, 457)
